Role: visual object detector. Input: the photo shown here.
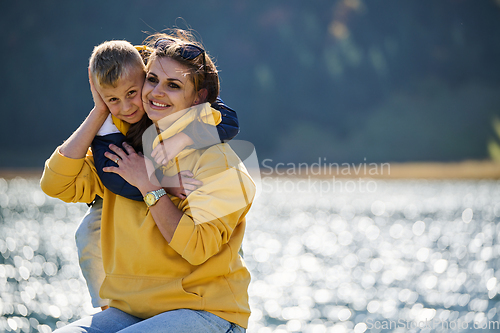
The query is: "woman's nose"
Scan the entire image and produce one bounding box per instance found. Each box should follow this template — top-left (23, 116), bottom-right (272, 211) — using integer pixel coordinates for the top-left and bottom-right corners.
top-left (152, 84), bottom-right (165, 98)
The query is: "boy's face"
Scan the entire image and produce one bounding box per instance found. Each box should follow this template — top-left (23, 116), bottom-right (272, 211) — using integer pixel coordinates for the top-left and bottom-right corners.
top-left (97, 69), bottom-right (146, 124)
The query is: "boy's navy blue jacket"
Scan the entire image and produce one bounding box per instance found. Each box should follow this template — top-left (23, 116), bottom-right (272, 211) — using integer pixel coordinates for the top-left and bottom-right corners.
top-left (91, 98), bottom-right (238, 201)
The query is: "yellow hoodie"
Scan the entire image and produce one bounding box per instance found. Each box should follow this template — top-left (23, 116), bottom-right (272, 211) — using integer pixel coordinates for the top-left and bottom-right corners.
top-left (40, 103), bottom-right (256, 328)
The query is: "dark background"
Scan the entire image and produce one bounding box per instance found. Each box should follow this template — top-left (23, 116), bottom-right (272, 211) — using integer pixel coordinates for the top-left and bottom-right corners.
top-left (1, 0), bottom-right (500, 168)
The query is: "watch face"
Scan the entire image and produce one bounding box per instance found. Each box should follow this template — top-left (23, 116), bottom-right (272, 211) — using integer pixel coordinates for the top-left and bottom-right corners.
top-left (144, 193), bottom-right (156, 206)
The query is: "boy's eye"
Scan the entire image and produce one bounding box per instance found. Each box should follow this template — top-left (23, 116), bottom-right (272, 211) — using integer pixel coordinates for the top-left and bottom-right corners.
top-left (109, 97), bottom-right (118, 102)
top-left (127, 90), bottom-right (137, 96)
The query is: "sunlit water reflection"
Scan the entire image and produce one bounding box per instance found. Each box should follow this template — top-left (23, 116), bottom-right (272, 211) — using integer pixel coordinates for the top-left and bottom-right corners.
top-left (1, 177), bottom-right (500, 332)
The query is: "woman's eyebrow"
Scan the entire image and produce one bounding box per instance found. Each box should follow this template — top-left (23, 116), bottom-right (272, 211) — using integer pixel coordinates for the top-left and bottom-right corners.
top-left (149, 71), bottom-right (183, 83)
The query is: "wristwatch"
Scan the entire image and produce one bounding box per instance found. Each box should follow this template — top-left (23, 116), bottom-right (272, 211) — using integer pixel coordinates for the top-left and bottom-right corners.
top-left (143, 188), bottom-right (167, 207)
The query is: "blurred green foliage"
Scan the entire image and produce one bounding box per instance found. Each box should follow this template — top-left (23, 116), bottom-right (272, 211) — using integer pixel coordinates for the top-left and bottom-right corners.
top-left (1, 0), bottom-right (500, 167)
top-left (488, 117), bottom-right (500, 162)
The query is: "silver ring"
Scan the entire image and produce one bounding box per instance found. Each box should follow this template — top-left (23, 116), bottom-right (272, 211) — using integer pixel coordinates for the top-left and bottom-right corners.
top-left (114, 158), bottom-right (120, 164)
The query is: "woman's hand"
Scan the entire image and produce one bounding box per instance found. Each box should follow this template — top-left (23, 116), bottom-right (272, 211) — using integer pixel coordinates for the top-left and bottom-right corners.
top-left (103, 142), bottom-right (160, 193)
top-left (162, 171), bottom-right (203, 199)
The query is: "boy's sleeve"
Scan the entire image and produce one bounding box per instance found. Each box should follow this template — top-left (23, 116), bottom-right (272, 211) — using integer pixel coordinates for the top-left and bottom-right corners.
top-left (92, 134), bottom-right (144, 201)
top-left (212, 97), bottom-right (239, 142)
top-left (183, 97), bottom-right (240, 149)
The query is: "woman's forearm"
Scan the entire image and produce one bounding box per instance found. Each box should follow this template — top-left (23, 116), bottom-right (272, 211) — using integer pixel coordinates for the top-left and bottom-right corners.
top-left (147, 194), bottom-right (183, 243)
top-left (135, 181), bottom-right (182, 243)
top-left (59, 108), bottom-right (109, 159)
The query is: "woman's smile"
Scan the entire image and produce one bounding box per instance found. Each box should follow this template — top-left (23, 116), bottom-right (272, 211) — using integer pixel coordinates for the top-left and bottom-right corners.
top-left (150, 100), bottom-right (171, 108)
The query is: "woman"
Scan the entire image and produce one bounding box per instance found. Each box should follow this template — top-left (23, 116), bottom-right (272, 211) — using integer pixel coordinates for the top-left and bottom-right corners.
top-left (40, 30), bottom-right (255, 332)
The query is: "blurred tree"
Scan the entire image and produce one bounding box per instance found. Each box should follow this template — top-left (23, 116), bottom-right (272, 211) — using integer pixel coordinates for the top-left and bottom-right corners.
top-left (488, 117), bottom-right (500, 162)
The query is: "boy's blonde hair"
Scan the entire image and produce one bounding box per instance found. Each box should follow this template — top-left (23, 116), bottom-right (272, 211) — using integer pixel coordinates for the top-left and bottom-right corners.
top-left (89, 40), bottom-right (146, 87)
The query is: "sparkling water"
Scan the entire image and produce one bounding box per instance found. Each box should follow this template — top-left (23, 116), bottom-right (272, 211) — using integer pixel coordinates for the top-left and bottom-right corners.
top-left (1, 177), bottom-right (500, 332)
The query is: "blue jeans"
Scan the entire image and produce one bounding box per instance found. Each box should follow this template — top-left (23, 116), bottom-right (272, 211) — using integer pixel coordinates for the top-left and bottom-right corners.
top-left (53, 308), bottom-right (246, 333)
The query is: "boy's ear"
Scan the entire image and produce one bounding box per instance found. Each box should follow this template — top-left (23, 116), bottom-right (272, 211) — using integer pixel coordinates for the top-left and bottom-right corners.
top-left (193, 88), bottom-right (208, 105)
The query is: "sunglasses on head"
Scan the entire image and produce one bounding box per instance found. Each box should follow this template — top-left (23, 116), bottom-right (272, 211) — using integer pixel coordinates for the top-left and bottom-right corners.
top-left (154, 38), bottom-right (206, 76)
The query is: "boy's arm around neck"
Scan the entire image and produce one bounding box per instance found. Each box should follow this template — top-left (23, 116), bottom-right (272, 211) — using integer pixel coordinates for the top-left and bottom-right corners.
top-left (182, 97), bottom-right (239, 149)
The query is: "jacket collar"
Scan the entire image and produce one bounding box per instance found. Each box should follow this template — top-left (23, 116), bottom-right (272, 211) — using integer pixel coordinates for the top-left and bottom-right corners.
top-left (111, 115), bottom-right (131, 135)
top-left (152, 102), bottom-right (221, 150)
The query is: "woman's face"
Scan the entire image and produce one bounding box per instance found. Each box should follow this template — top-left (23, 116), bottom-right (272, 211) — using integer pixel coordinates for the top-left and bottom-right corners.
top-left (142, 56), bottom-right (198, 123)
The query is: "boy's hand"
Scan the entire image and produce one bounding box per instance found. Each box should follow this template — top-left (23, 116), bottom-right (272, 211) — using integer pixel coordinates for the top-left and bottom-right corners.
top-left (88, 67), bottom-right (110, 116)
top-left (162, 170), bottom-right (203, 199)
top-left (151, 133), bottom-right (194, 165)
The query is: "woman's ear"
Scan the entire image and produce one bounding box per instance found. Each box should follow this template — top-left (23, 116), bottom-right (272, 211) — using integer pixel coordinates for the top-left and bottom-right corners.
top-left (193, 88), bottom-right (208, 105)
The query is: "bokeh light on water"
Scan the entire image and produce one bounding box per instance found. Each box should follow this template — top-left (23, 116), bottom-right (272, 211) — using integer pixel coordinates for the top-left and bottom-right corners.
top-left (0, 177), bottom-right (97, 332)
top-left (244, 178), bottom-right (500, 333)
top-left (1, 176), bottom-right (500, 332)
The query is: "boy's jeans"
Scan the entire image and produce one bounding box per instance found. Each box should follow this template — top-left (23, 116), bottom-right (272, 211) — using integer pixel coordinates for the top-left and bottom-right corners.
top-left (75, 197), bottom-right (107, 307)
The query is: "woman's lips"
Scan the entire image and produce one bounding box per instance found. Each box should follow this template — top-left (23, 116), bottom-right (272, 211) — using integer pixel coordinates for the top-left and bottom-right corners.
top-left (150, 100), bottom-right (171, 109)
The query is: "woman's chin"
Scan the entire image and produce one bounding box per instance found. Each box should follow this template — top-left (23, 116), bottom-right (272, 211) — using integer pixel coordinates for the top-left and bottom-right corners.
top-left (145, 110), bottom-right (162, 123)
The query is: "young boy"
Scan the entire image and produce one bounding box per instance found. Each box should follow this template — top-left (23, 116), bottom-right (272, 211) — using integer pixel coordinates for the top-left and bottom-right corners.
top-left (75, 40), bottom-right (239, 309)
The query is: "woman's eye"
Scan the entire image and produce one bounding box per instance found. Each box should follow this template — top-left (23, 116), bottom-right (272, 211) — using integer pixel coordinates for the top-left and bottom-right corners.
top-left (147, 76), bottom-right (158, 83)
top-left (168, 82), bottom-right (180, 89)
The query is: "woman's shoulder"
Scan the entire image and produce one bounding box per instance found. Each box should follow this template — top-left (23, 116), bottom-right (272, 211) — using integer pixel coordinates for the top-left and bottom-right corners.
top-left (201, 143), bottom-right (239, 165)
top-left (195, 143), bottom-right (256, 201)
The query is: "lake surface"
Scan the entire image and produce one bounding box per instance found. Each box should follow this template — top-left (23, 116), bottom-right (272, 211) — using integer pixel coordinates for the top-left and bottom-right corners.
top-left (1, 176), bottom-right (500, 332)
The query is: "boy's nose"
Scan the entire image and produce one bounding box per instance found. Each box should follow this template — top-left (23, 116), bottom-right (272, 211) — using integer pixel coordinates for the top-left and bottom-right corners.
top-left (122, 100), bottom-right (133, 113)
